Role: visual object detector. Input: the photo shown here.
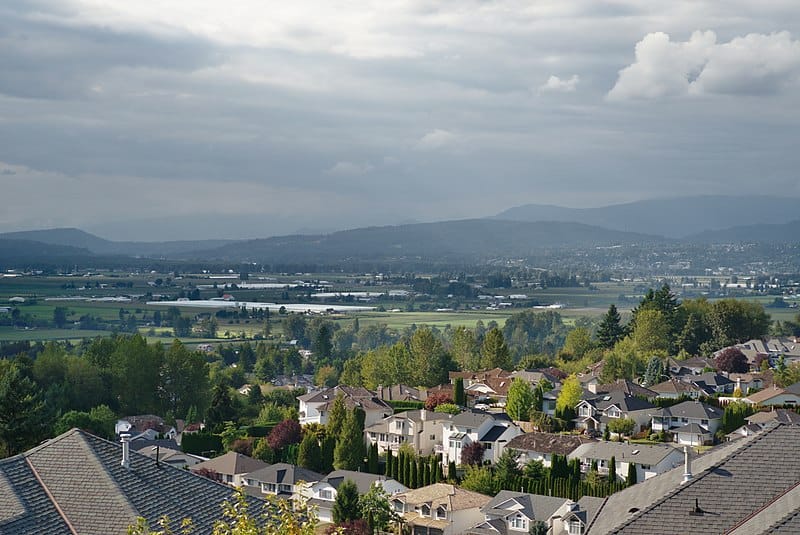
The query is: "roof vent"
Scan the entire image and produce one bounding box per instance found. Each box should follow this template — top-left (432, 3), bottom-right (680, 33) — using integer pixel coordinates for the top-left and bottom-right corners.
top-left (631, 449), bottom-right (640, 455)
top-left (120, 433), bottom-right (132, 470)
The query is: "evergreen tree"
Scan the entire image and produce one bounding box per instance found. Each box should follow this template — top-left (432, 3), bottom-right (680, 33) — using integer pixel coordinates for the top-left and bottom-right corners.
top-left (385, 450), bottom-right (393, 477)
top-left (297, 432), bottom-right (321, 472)
top-left (608, 456), bottom-right (617, 482)
top-left (320, 433), bottom-right (336, 473)
top-left (205, 384), bottom-right (234, 432)
top-left (404, 453), bottom-right (413, 487)
top-left (0, 364), bottom-right (45, 455)
top-left (332, 479), bottom-right (360, 524)
top-left (327, 393), bottom-right (347, 437)
top-left (454, 377), bottom-right (465, 406)
top-left (627, 462), bottom-right (637, 486)
top-left (596, 304), bottom-right (625, 349)
top-left (368, 442), bottom-right (379, 474)
top-left (334, 410), bottom-right (366, 471)
top-left (481, 328), bottom-right (512, 369)
top-left (448, 460), bottom-right (458, 481)
top-left (416, 458), bottom-right (424, 488)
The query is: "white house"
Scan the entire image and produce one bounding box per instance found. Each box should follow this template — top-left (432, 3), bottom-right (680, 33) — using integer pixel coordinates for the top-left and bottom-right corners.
top-left (465, 490), bottom-right (567, 534)
top-left (549, 497), bottom-right (605, 535)
top-left (745, 382), bottom-right (800, 407)
top-left (441, 411), bottom-right (522, 466)
top-left (650, 400), bottom-right (724, 445)
top-left (243, 463), bottom-right (323, 501)
top-left (308, 470), bottom-right (407, 523)
top-left (568, 442), bottom-right (684, 483)
top-left (297, 385), bottom-right (393, 427)
top-left (189, 451), bottom-right (269, 487)
top-left (573, 392), bottom-right (655, 435)
top-left (504, 432), bottom-right (593, 468)
top-left (392, 483), bottom-right (491, 535)
top-left (365, 409), bottom-right (451, 457)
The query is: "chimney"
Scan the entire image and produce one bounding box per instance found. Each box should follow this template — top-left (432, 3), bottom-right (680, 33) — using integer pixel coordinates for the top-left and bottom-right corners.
top-left (121, 433), bottom-right (131, 470)
top-left (682, 446), bottom-right (692, 484)
top-left (420, 408), bottom-right (427, 421)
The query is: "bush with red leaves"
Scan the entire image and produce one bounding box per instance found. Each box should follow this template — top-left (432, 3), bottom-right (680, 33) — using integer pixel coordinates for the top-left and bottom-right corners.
top-left (267, 419), bottom-right (302, 450)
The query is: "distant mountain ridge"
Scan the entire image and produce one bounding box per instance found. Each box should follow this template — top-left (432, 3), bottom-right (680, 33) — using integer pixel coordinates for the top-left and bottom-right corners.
top-left (687, 219), bottom-right (800, 243)
top-left (494, 195), bottom-right (800, 238)
top-left (182, 219), bottom-right (665, 263)
top-left (0, 228), bottom-right (238, 257)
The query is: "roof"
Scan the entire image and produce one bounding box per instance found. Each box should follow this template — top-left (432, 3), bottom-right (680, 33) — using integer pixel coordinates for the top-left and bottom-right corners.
top-left (654, 401), bottom-right (723, 420)
top-left (396, 483), bottom-right (491, 512)
top-left (321, 470), bottom-right (405, 495)
top-left (586, 424), bottom-right (800, 534)
top-left (569, 442), bottom-right (682, 467)
top-left (245, 463), bottom-right (323, 486)
top-left (584, 392), bottom-right (655, 413)
top-left (671, 423), bottom-right (711, 435)
top-left (649, 378), bottom-right (702, 395)
top-left (189, 451), bottom-right (268, 476)
top-left (746, 409), bottom-right (800, 426)
top-left (593, 380), bottom-right (657, 399)
top-left (480, 490), bottom-right (566, 521)
top-left (746, 385), bottom-right (795, 405)
top-left (0, 428), bottom-right (268, 535)
top-left (505, 432), bottom-right (593, 456)
top-left (448, 410), bottom-right (511, 429)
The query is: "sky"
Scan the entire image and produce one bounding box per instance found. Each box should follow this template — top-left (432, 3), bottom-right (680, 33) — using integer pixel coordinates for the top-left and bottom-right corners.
top-left (2, 0), bottom-right (800, 240)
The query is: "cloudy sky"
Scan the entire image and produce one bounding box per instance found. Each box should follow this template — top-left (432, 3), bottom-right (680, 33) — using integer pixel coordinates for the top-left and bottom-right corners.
top-left (2, 0), bottom-right (800, 240)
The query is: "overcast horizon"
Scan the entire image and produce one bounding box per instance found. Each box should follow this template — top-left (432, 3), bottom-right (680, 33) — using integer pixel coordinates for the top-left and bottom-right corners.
top-left (3, 1), bottom-right (800, 240)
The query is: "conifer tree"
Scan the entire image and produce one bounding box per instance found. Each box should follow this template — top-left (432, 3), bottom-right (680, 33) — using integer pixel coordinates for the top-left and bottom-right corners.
top-left (297, 432), bottom-right (321, 472)
top-left (608, 456), bottom-right (617, 482)
top-left (385, 450), bottom-right (393, 477)
top-left (332, 479), bottom-right (360, 524)
top-left (368, 442), bottom-right (379, 474)
top-left (454, 378), bottom-right (465, 406)
top-left (596, 304), bottom-right (625, 349)
top-left (334, 410), bottom-right (366, 471)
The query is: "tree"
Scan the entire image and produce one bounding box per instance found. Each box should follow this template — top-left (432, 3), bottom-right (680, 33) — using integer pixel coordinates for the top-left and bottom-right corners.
top-left (367, 442), bottom-right (379, 474)
top-left (555, 375), bottom-right (582, 424)
top-left (643, 356), bottom-right (664, 386)
top-left (460, 441), bottom-right (485, 466)
top-left (268, 419), bottom-right (302, 451)
top-left (715, 347), bottom-right (749, 373)
top-left (410, 327), bottom-right (452, 387)
top-left (606, 418), bottom-right (636, 437)
top-left (434, 403), bottom-right (460, 415)
top-left (529, 520), bottom-right (548, 535)
top-left (451, 326), bottom-right (481, 371)
top-left (314, 365), bottom-right (338, 388)
top-left (332, 480), bottom-right (360, 524)
top-left (459, 465), bottom-right (496, 495)
top-left (630, 309), bottom-right (670, 353)
top-left (607, 456), bottom-right (617, 482)
top-left (0, 364), bottom-right (45, 456)
top-left (334, 410), bottom-right (366, 471)
top-left (359, 484), bottom-right (400, 533)
top-left (708, 299), bottom-right (770, 348)
top-left (297, 432), bottom-right (322, 472)
top-left (53, 306), bottom-right (68, 328)
top-left (160, 340), bottom-right (210, 418)
top-left (425, 391), bottom-right (454, 411)
top-left (493, 448), bottom-right (521, 490)
top-left (506, 377), bottom-right (534, 421)
top-left (596, 304), bottom-right (625, 349)
top-left (481, 328), bottom-right (512, 370)
top-left (206, 384), bottom-right (235, 432)
top-left (560, 327), bottom-right (594, 361)
top-left (454, 377), bottom-right (465, 406)
top-left (327, 393), bottom-right (348, 437)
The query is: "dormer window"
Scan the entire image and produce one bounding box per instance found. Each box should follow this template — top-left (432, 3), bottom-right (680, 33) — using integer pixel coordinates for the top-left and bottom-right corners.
top-left (436, 506), bottom-right (447, 519)
top-left (510, 514), bottom-right (527, 530)
top-left (421, 504), bottom-right (431, 517)
top-left (568, 519), bottom-right (584, 535)
top-left (393, 500), bottom-right (404, 513)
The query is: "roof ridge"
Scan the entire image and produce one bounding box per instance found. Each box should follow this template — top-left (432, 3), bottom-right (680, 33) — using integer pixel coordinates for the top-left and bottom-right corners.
top-left (23, 456), bottom-right (79, 535)
top-left (21, 427), bottom-right (84, 457)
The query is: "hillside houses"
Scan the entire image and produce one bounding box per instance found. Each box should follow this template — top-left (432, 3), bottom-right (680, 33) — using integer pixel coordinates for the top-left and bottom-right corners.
top-left (568, 442), bottom-right (684, 483)
top-left (650, 400), bottom-right (723, 445)
top-left (441, 411), bottom-right (522, 465)
top-left (297, 386), bottom-right (392, 427)
top-left (365, 409), bottom-right (452, 456)
top-left (574, 392), bottom-right (656, 435)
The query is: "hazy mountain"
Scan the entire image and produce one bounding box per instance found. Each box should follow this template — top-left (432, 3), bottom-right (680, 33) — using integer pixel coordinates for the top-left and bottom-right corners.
top-left (687, 219), bottom-right (800, 243)
top-left (494, 195), bottom-right (800, 238)
top-left (184, 219), bottom-right (664, 263)
top-left (0, 228), bottom-right (238, 257)
top-left (0, 239), bottom-right (92, 260)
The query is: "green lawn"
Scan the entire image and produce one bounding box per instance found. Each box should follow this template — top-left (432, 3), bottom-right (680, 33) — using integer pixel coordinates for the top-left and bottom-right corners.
top-left (0, 328), bottom-right (110, 342)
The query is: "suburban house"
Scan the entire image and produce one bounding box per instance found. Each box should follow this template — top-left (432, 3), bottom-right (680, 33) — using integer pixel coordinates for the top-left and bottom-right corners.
top-left (510, 368), bottom-right (564, 388)
top-left (573, 392), bottom-right (656, 434)
top-left (726, 371), bottom-right (773, 395)
top-left (441, 411), bottom-right (522, 465)
top-left (586, 423), bottom-right (800, 534)
top-left (392, 483), bottom-right (491, 535)
top-left (689, 372), bottom-right (734, 396)
top-left (650, 400), bottom-right (724, 445)
top-left (115, 415), bottom-right (177, 440)
top-left (297, 385), bottom-right (393, 427)
top-left (243, 462), bottom-right (323, 501)
top-left (465, 490), bottom-right (566, 534)
top-left (449, 368), bottom-right (513, 386)
top-left (745, 382), bottom-right (800, 407)
top-left (0, 428), bottom-right (269, 534)
top-left (138, 446), bottom-right (206, 469)
top-left (550, 496), bottom-right (605, 535)
top-left (504, 432), bottom-right (594, 468)
top-left (308, 470), bottom-right (407, 523)
top-left (365, 409), bottom-right (452, 456)
top-left (376, 384), bottom-right (428, 402)
top-left (189, 451), bottom-right (269, 487)
top-left (568, 442), bottom-right (684, 483)
top-left (746, 408), bottom-right (800, 427)
top-left (648, 377), bottom-right (705, 400)
top-left (587, 379), bottom-right (657, 400)
top-left (464, 376), bottom-right (514, 406)
top-left (666, 356), bottom-right (715, 376)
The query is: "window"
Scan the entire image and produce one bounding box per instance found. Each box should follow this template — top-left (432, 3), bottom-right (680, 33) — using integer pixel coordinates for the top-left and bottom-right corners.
top-left (393, 500), bottom-right (404, 513)
top-left (421, 504), bottom-right (431, 517)
top-left (430, 434), bottom-right (436, 440)
top-left (320, 490), bottom-right (333, 500)
top-left (436, 507), bottom-right (447, 519)
top-left (510, 514), bottom-right (527, 530)
top-left (483, 443), bottom-right (492, 450)
top-left (701, 419), bottom-right (708, 425)
top-left (263, 483), bottom-right (277, 493)
top-left (279, 484), bottom-right (292, 493)
top-left (396, 421), bottom-right (404, 430)
top-left (568, 519), bottom-right (584, 535)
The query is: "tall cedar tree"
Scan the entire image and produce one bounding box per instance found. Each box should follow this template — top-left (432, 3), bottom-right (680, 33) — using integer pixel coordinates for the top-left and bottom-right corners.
top-left (297, 432), bottom-right (322, 472)
top-left (332, 479), bottom-right (360, 524)
top-left (385, 450), bottom-right (393, 477)
top-left (480, 328), bottom-right (512, 370)
top-left (596, 304), bottom-right (625, 349)
top-left (454, 378), bottom-right (466, 406)
top-left (334, 410), bottom-right (366, 471)
top-left (368, 442), bottom-right (379, 474)
top-left (608, 456), bottom-right (617, 482)
top-left (327, 393), bottom-right (347, 437)
top-left (627, 462), bottom-right (637, 486)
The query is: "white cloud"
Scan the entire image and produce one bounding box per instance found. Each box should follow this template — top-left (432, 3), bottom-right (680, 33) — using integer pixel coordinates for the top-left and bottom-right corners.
top-left (608, 30), bottom-right (800, 100)
top-left (415, 129), bottom-right (456, 150)
top-left (325, 161), bottom-right (374, 176)
top-left (539, 74), bottom-right (580, 93)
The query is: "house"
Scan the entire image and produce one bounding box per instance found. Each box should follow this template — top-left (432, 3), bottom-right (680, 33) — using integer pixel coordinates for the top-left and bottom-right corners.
top-left (650, 400), bottom-right (724, 445)
top-left (465, 490), bottom-right (566, 534)
top-left (666, 356), bottom-right (714, 376)
top-left (392, 483), bottom-right (491, 535)
top-left (588, 379), bottom-right (657, 399)
top-left (586, 423), bottom-right (800, 534)
top-left (504, 432), bottom-right (594, 468)
top-left (745, 408), bottom-right (800, 427)
top-left (441, 411), bottom-right (522, 465)
top-left (464, 377), bottom-right (514, 406)
top-left (138, 446), bottom-right (207, 469)
top-left (243, 462), bottom-right (323, 501)
top-left (0, 428), bottom-right (269, 535)
top-left (550, 496), bottom-right (605, 535)
top-left (510, 369), bottom-right (563, 388)
top-left (573, 392), bottom-right (656, 435)
top-left (745, 382), bottom-right (800, 407)
top-left (449, 368), bottom-right (512, 387)
top-left (648, 378), bottom-right (704, 400)
top-left (568, 442), bottom-right (684, 483)
top-left (689, 372), bottom-right (734, 395)
top-left (726, 371), bottom-right (773, 395)
top-left (115, 414), bottom-right (177, 439)
top-left (308, 470), bottom-right (407, 523)
top-left (365, 409), bottom-right (451, 457)
top-left (189, 451), bottom-right (269, 487)
top-left (297, 385), bottom-right (393, 427)
top-left (376, 384), bottom-right (428, 402)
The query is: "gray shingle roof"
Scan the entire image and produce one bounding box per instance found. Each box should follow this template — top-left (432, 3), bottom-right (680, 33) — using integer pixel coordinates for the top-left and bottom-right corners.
top-left (245, 463), bottom-right (323, 486)
top-left (190, 451), bottom-right (268, 476)
top-left (587, 424), bottom-right (800, 534)
top-left (570, 441), bottom-right (681, 467)
top-left (0, 428), bottom-right (269, 535)
top-left (506, 432), bottom-right (593, 456)
top-left (652, 400), bottom-right (723, 420)
top-left (480, 490), bottom-right (566, 521)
